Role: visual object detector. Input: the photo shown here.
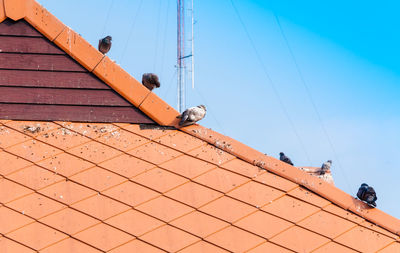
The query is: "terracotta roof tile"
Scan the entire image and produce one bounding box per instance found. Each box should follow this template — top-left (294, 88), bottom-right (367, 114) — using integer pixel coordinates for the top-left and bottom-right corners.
top-left (165, 181), bottom-right (223, 208)
top-left (193, 167), bottom-right (249, 193)
top-left (298, 210), bottom-right (357, 238)
top-left (288, 186), bottom-right (331, 207)
top-left (228, 181), bottom-right (285, 208)
top-left (170, 211), bottom-right (229, 238)
top-left (312, 242), bottom-right (358, 253)
top-left (71, 194), bottom-right (130, 221)
top-left (35, 127), bottom-right (91, 150)
top-left (154, 130), bottom-right (205, 152)
top-left (7, 222), bottom-right (68, 250)
top-left (0, 126), bottom-right (32, 148)
top-left (7, 165), bottom-right (64, 190)
top-left (136, 196), bottom-right (194, 222)
top-left (102, 181), bottom-right (160, 207)
top-left (0, 177), bottom-right (33, 203)
top-left (67, 141), bottom-right (122, 164)
top-left (270, 226), bottom-right (330, 252)
top-left (108, 239), bottom-right (165, 253)
top-left (0, 206), bottom-right (34, 234)
top-left (234, 211), bottom-right (292, 239)
top-left (5, 139), bottom-right (62, 162)
top-left (253, 171), bottom-right (297, 192)
top-left (40, 238), bottom-right (102, 253)
top-left (132, 167), bottom-right (188, 193)
top-left (378, 242), bottom-right (400, 253)
top-left (74, 223), bottom-right (134, 251)
top-left (105, 209), bottom-right (165, 236)
top-left (188, 144), bottom-right (235, 165)
top-left (56, 122), bottom-right (118, 139)
top-left (139, 225), bottom-right (200, 252)
top-left (323, 204), bottom-right (365, 224)
top-left (248, 242), bottom-right (293, 253)
top-left (0, 151), bottom-right (32, 175)
top-left (39, 208), bottom-right (99, 235)
top-left (262, 195), bottom-right (320, 223)
top-left (70, 166), bottom-right (127, 192)
top-left (199, 196), bottom-right (257, 223)
top-left (5, 121), bottom-right (59, 137)
top-left (95, 128), bottom-right (149, 151)
top-left (221, 158), bottom-right (264, 178)
top-left (39, 180), bottom-right (96, 205)
top-left (206, 226), bottom-right (266, 252)
top-left (37, 153), bottom-right (94, 177)
top-left (335, 225), bottom-right (394, 252)
top-left (7, 193), bottom-right (66, 219)
top-left (127, 141), bottom-right (181, 165)
top-left (159, 154), bottom-right (216, 179)
top-left (0, 236), bottom-right (35, 253)
top-left (116, 124), bottom-right (171, 140)
top-left (99, 153), bottom-right (155, 178)
top-left (178, 241), bottom-right (230, 253)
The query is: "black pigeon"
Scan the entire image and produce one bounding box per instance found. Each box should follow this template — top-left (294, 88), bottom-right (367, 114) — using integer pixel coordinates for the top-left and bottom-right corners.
top-left (98, 36), bottom-right (112, 54)
top-left (357, 183), bottom-right (377, 207)
top-left (142, 73), bottom-right (161, 91)
top-left (279, 152), bottom-right (293, 166)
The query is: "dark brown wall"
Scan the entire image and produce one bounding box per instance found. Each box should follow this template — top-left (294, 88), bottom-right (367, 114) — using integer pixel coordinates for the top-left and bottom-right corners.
top-left (0, 19), bottom-right (154, 124)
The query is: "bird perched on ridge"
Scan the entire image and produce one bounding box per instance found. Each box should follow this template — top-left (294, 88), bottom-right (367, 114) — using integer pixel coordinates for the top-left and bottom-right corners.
top-left (320, 160), bottom-right (332, 175)
top-left (98, 36), bottom-right (112, 54)
top-left (142, 73), bottom-right (161, 91)
top-left (279, 152), bottom-right (293, 166)
top-left (357, 183), bottom-right (377, 207)
top-left (177, 105), bottom-right (206, 127)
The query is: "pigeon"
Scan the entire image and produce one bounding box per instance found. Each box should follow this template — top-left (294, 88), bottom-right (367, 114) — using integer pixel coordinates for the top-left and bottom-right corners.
top-left (98, 36), bottom-right (112, 54)
top-left (279, 152), bottom-right (293, 166)
top-left (357, 183), bottom-right (377, 207)
top-left (320, 160), bottom-right (332, 175)
top-left (177, 105), bottom-right (206, 127)
top-left (142, 73), bottom-right (161, 91)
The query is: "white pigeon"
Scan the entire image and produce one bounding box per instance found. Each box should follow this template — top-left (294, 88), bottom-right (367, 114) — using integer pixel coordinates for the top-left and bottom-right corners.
top-left (177, 105), bottom-right (206, 127)
top-left (320, 160), bottom-right (332, 175)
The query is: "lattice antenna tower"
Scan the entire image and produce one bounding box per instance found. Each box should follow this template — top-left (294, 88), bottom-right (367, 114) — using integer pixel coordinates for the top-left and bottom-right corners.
top-left (177, 0), bottom-right (194, 112)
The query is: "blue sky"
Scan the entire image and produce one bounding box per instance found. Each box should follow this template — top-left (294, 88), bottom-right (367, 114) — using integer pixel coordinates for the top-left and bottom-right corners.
top-left (38, 0), bottom-right (400, 218)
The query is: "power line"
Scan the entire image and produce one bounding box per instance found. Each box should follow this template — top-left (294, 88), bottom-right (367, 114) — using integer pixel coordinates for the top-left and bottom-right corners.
top-left (273, 13), bottom-right (352, 192)
top-left (100, 0), bottom-right (115, 37)
top-left (153, 0), bottom-right (163, 71)
top-left (193, 87), bottom-right (227, 135)
top-left (120, 0), bottom-right (144, 64)
top-left (229, 0), bottom-right (313, 165)
top-left (159, 0), bottom-right (171, 78)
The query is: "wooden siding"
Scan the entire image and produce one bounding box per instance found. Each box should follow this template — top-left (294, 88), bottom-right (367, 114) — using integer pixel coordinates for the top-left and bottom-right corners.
top-left (0, 19), bottom-right (154, 124)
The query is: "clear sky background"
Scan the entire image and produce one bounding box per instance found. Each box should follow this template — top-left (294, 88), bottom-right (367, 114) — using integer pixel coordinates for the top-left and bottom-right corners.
top-left (37, 0), bottom-right (400, 218)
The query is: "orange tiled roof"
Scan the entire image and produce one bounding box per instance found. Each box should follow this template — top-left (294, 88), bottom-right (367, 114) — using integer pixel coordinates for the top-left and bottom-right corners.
top-left (0, 120), bottom-right (399, 253)
top-left (1, 0), bottom-right (400, 252)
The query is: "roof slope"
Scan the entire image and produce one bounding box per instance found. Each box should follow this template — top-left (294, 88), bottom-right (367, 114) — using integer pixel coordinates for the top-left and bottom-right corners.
top-left (0, 120), bottom-right (399, 253)
top-left (0, 0), bottom-right (399, 252)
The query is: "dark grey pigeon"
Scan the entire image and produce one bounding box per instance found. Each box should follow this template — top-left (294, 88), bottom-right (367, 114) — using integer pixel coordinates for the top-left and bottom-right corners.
top-left (142, 73), bottom-right (161, 91)
top-left (357, 183), bottom-right (377, 207)
top-left (98, 36), bottom-right (112, 54)
top-left (320, 160), bottom-right (332, 175)
top-left (279, 152), bottom-right (293, 166)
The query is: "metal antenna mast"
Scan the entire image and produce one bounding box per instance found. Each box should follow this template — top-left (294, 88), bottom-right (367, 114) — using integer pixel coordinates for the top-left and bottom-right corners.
top-left (177, 0), bottom-right (194, 113)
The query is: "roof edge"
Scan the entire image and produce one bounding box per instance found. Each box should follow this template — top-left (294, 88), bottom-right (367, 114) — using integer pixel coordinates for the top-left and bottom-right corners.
top-left (180, 124), bottom-right (400, 236)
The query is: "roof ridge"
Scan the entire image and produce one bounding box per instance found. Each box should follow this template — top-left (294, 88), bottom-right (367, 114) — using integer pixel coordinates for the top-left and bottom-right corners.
top-left (1, 0), bottom-right (399, 237)
top-left (180, 125), bottom-right (400, 237)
